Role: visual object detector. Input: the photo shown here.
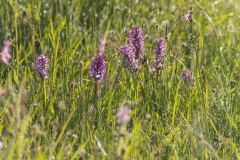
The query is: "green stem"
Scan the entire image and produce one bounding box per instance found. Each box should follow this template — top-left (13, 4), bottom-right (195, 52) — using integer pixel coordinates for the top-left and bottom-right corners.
top-left (155, 70), bottom-right (159, 91)
top-left (155, 69), bottom-right (162, 117)
top-left (136, 74), bottom-right (145, 100)
top-left (93, 79), bottom-right (101, 132)
top-left (94, 79), bottom-right (100, 101)
top-left (41, 78), bottom-right (46, 130)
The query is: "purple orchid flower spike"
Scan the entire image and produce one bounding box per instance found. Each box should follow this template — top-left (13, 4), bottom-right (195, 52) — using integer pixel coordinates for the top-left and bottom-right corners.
top-left (120, 45), bottom-right (138, 76)
top-left (128, 26), bottom-right (145, 60)
top-left (181, 69), bottom-right (192, 83)
top-left (89, 53), bottom-right (106, 82)
top-left (35, 54), bottom-right (49, 79)
top-left (89, 36), bottom-right (107, 82)
top-left (119, 26), bottom-right (145, 76)
top-left (152, 38), bottom-right (165, 71)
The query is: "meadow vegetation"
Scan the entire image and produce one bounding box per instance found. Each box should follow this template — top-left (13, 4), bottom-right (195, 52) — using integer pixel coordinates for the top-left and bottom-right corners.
top-left (0, 0), bottom-right (239, 159)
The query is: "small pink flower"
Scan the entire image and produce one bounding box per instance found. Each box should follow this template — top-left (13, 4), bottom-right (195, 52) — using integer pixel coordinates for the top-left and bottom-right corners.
top-left (117, 106), bottom-right (131, 123)
top-left (1, 40), bottom-right (11, 64)
top-left (182, 6), bottom-right (193, 22)
top-left (0, 140), bottom-right (4, 149)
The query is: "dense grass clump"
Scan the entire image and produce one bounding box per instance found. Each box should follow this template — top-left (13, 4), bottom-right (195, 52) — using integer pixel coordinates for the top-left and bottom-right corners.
top-left (0, 0), bottom-right (239, 159)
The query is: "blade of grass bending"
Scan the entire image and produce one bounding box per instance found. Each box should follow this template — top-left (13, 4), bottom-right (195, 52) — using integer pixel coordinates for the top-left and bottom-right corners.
top-left (205, 80), bottom-right (209, 110)
top-left (71, 141), bottom-right (88, 160)
top-left (226, 112), bottom-right (239, 133)
top-left (53, 110), bottom-right (74, 151)
top-left (171, 82), bottom-right (180, 127)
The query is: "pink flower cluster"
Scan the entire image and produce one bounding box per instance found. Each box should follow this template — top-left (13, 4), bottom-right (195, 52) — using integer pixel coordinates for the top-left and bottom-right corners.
top-left (0, 40), bottom-right (11, 64)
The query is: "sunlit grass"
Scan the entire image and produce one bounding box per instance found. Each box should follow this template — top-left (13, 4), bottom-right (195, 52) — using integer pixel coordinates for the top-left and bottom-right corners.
top-left (0, 0), bottom-right (239, 159)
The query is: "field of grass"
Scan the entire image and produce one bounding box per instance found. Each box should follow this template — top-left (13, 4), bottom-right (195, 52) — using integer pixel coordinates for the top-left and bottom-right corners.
top-left (0, 0), bottom-right (239, 159)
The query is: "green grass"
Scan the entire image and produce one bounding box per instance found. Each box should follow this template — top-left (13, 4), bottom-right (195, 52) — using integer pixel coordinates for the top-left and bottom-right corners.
top-left (0, 0), bottom-right (239, 159)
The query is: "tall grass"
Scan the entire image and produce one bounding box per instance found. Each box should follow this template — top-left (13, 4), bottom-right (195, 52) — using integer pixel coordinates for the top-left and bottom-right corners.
top-left (0, 0), bottom-right (239, 159)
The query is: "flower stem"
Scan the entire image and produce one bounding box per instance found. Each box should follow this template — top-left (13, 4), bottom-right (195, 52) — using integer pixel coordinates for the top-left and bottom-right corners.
top-left (135, 73), bottom-right (145, 100)
top-left (41, 78), bottom-right (46, 130)
top-left (93, 79), bottom-right (101, 132)
top-left (94, 79), bottom-right (100, 101)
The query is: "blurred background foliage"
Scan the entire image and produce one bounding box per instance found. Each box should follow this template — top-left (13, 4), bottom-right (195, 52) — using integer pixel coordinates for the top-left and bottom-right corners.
top-left (0, 0), bottom-right (239, 159)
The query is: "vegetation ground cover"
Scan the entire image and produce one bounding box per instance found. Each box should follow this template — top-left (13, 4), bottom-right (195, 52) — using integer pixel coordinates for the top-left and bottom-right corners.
top-left (0, 0), bottom-right (239, 159)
